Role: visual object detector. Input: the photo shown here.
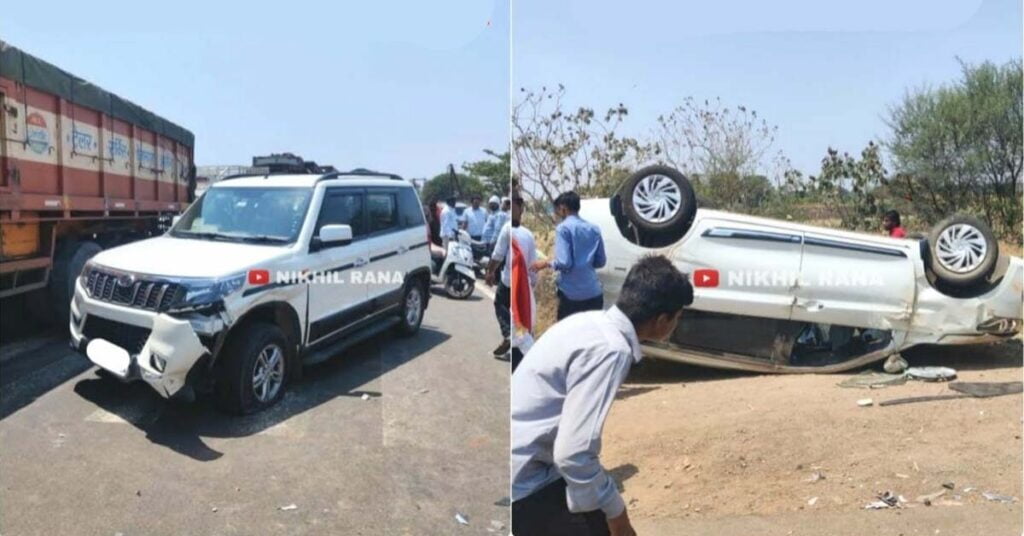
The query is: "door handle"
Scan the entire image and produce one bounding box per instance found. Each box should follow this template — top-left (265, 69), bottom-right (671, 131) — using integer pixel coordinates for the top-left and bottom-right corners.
top-left (354, 257), bottom-right (369, 267)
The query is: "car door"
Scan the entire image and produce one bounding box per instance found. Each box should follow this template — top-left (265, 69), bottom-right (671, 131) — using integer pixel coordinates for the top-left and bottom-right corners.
top-left (790, 231), bottom-right (916, 330)
top-left (305, 188), bottom-right (370, 346)
top-left (362, 188), bottom-right (406, 309)
top-left (673, 214), bottom-right (803, 321)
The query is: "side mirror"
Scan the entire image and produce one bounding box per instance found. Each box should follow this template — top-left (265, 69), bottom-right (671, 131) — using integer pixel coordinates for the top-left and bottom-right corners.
top-left (312, 224), bottom-right (353, 251)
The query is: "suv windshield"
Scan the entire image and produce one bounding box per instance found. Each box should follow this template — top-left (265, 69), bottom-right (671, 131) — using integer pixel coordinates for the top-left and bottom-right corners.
top-left (171, 187), bottom-right (312, 244)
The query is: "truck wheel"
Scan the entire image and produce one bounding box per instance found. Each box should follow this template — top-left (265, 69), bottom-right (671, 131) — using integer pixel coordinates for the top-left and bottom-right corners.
top-left (50, 241), bottom-right (102, 326)
top-left (619, 165), bottom-right (697, 242)
top-left (395, 280), bottom-right (426, 337)
top-left (217, 322), bottom-right (291, 415)
top-left (927, 214), bottom-right (998, 288)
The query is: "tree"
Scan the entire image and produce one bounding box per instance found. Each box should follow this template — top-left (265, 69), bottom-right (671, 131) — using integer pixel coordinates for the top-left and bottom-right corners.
top-left (419, 170), bottom-right (486, 205)
top-left (886, 58), bottom-right (1022, 240)
top-left (804, 142), bottom-right (888, 231)
top-left (462, 150), bottom-right (510, 198)
top-left (512, 84), bottom-right (654, 225)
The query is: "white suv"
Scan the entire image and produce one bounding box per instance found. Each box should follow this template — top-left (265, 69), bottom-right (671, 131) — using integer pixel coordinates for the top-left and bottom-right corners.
top-left (69, 170), bottom-right (432, 413)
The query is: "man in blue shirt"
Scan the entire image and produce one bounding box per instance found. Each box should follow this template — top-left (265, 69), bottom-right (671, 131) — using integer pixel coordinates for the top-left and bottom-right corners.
top-left (532, 191), bottom-right (607, 320)
top-left (482, 195), bottom-right (510, 250)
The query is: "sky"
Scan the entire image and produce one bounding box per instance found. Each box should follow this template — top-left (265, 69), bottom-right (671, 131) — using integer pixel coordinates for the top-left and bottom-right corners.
top-left (1, 0), bottom-right (509, 179)
top-left (512, 0), bottom-right (1022, 178)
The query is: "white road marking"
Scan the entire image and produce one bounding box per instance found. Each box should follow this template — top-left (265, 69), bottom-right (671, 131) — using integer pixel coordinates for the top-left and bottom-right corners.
top-left (475, 281), bottom-right (496, 301)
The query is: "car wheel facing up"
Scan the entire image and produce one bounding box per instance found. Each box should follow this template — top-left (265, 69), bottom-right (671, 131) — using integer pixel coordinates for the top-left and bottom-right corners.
top-left (619, 165), bottom-right (697, 243)
top-left (927, 214), bottom-right (999, 288)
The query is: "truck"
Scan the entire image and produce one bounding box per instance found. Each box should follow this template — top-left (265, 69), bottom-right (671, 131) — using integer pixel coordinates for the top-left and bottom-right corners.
top-left (0, 40), bottom-right (195, 323)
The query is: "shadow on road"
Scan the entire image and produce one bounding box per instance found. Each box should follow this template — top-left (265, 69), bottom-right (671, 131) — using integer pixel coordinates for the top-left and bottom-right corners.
top-left (71, 326), bottom-right (451, 461)
top-left (609, 463), bottom-right (639, 492)
top-left (0, 330), bottom-right (90, 420)
top-left (428, 287), bottom-right (485, 302)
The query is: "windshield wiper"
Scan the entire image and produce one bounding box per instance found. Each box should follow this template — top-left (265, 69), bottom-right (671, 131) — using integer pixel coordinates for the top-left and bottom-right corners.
top-left (172, 230), bottom-right (235, 241)
top-left (233, 234), bottom-right (291, 244)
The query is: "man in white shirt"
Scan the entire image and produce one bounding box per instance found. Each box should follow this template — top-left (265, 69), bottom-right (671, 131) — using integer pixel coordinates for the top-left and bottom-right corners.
top-left (511, 255), bottom-right (693, 536)
top-left (465, 194), bottom-right (488, 241)
top-left (439, 196), bottom-right (459, 250)
top-left (487, 195), bottom-right (536, 360)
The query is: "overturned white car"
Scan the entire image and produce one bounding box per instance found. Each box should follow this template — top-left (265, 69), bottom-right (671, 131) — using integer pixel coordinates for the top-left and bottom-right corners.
top-left (582, 166), bottom-right (1023, 373)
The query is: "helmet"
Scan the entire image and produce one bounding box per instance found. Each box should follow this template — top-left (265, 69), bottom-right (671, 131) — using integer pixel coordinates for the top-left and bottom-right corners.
top-left (488, 195), bottom-right (501, 205)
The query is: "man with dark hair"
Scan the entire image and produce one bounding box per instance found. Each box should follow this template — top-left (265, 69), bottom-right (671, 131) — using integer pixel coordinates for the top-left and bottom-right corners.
top-left (532, 191), bottom-right (607, 320)
top-left (487, 195), bottom-right (537, 360)
top-left (882, 210), bottom-right (906, 238)
top-left (466, 194), bottom-right (488, 241)
top-left (511, 255), bottom-right (693, 536)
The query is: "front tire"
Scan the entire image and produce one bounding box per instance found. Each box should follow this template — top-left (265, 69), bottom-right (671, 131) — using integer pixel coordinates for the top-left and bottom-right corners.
top-left (927, 214), bottom-right (998, 288)
top-left (217, 322), bottom-right (290, 415)
top-left (444, 272), bottom-right (474, 300)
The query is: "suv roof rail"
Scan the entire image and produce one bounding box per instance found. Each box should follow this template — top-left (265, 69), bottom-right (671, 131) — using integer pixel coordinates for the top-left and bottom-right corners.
top-left (317, 168), bottom-right (405, 182)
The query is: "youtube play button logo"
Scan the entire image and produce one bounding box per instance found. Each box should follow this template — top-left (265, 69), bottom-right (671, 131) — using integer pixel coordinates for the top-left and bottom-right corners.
top-left (693, 268), bottom-right (719, 288)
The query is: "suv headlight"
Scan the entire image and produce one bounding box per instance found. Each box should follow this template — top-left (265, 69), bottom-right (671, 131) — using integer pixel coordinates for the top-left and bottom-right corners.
top-left (169, 273), bottom-right (246, 312)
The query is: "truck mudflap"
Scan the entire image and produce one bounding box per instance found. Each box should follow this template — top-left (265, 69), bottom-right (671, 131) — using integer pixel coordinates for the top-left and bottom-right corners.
top-left (136, 315), bottom-right (208, 398)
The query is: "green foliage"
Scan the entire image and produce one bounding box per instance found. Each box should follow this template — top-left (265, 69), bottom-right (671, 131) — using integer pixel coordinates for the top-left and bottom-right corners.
top-left (419, 171), bottom-right (486, 205)
top-left (886, 58), bottom-right (1022, 240)
top-left (462, 150), bottom-right (510, 198)
top-left (801, 142), bottom-right (888, 231)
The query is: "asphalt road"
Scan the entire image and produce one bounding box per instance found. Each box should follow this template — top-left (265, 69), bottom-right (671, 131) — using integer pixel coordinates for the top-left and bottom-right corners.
top-left (0, 284), bottom-right (509, 535)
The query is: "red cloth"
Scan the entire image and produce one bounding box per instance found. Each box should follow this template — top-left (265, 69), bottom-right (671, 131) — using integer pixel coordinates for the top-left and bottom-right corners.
top-left (511, 238), bottom-right (533, 335)
top-left (889, 227), bottom-right (906, 238)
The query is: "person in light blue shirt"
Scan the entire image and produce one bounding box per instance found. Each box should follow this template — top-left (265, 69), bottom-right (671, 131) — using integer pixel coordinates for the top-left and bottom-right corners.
top-left (481, 195), bottom-right (510, 249)
top-left (532, 191), bottom-right (607, 320)
top-left (512, 255), bottom-right (693, 536)
top-left (464, 194), bottom-right (488, 240)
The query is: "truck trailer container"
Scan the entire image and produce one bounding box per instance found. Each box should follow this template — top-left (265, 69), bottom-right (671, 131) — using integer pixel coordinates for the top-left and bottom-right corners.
top-left (0, 40), bottom-right (195, 322)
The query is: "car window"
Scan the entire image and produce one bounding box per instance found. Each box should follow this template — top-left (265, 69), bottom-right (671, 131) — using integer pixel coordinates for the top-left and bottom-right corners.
top-left (367, 192), bottom-right (398, 233)
top-left (172, 187), bottom-right (312, 243)
top-left (316, 193), bottom-right (365, 237)
top-left (397, 187), bottom-right (426, 228)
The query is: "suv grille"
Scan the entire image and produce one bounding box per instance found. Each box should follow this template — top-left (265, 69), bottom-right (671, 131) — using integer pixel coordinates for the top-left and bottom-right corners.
top-left (85, 269), bottom-right (184, 312)
top-left (82, 315), bottom-right (151, 355)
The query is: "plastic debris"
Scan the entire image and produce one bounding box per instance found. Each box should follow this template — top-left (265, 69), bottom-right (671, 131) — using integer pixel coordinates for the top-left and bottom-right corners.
top-left (857, 398), bottom-right (874, 407)
top-left (487, 520), bottom-right (505, 533)
top-left (361, 394), bottom-right (371, 401)
top-left (211, 507), bottom-right (218, 512)
top-left (942, 481), bottom-right (955, 490)
top-left (807, 497), bottom-right (818, 506)
top-left (279, 504), bottom-right (298, 511)
top-left (805, 471), bottom-right (825, 483)
top-left (982, 492), bottom-right (1017, 503)
top-left (455, 512), bottom-right (469, 525)
top-left (838, 371), bottom-right (908, 389)
top-left (906, 367), bottom-right (957, 382)
top-left (864, 491), bottom-right (900, 509)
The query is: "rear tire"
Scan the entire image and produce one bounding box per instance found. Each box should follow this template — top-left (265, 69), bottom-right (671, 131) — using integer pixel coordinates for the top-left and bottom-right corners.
top-left (217, 322), bottom-right (291, 415)
top-left (50, 241), bottom-right (102, 326)
top-left (927, 214), bottom-right (998, 288)
top-left (396, 280), bottom-right (426, 337)
top-left (619, 165), bottom-right (697, 242)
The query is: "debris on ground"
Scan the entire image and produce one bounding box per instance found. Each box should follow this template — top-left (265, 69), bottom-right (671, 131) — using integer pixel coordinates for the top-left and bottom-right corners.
top-left (942, 481), bottom-right (955, 490)
top-left (418, 388), bottom-right (430, 394)
top-left (807, 496), bottom-right (818, 506)
top-left (804, 471), bottom-right (825, 483)
top-left (487, 520), bottom-right (505, 533)
top-left (361, 394), bottom-right (371, 401)
top-left (949, 381), bottom-right (1023, 398)
top-left (856, 398), bottom-right (874, 407)
top-left (906, 367), bottom-right (957, 382)
top-left (211, 507), bottom-right (218, 512)
top-left (493, 496), bottom-right (511, 507)
top-left (838, 371), bottom-right (908, 389)
top-left (279, 504), bottom-right (298, 511)
top-left (982, 492), bottom-right (1018, 503)
top-left (917, 490), bottom-right (947, 506)
top-left (454, 512), bottom-right (469, 525)
top-left (864, 491), bottom-right (901, 510)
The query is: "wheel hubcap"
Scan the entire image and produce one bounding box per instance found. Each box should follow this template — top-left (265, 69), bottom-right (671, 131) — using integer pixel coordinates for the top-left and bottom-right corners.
top-left (405, 287), bottom-right (422, 326)
top-left (632, 175), bottom-right (682, 223)
top-left (935, 223), bottom-right (987, 273)
top-left (252, 344), bottom-right (284, 403)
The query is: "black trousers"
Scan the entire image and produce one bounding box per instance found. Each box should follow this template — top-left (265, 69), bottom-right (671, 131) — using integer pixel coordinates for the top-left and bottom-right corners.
top-left (556, 291), bottom-right (604, 321)
top-left (512, 478), bottom-right (610, 536)
top-left (495, 281), bottom-right (511, 339)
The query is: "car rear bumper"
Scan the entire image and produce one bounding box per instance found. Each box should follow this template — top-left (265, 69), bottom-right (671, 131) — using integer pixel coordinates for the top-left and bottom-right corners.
top-left (70, 277), bottom-right (220, 398)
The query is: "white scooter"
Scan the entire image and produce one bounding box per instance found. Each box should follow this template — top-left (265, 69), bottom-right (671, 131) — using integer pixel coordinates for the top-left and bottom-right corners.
top-left (431, 230), bottom-right (476, 299)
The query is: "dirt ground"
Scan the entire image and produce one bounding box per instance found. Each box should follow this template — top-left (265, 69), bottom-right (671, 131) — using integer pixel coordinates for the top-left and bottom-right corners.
top-left (602, 340), bottom-right (1023, 534)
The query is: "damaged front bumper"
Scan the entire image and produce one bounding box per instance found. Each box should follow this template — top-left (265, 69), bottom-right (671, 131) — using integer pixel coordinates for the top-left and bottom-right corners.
top-left (69, 277), bottom-right (225, 399)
